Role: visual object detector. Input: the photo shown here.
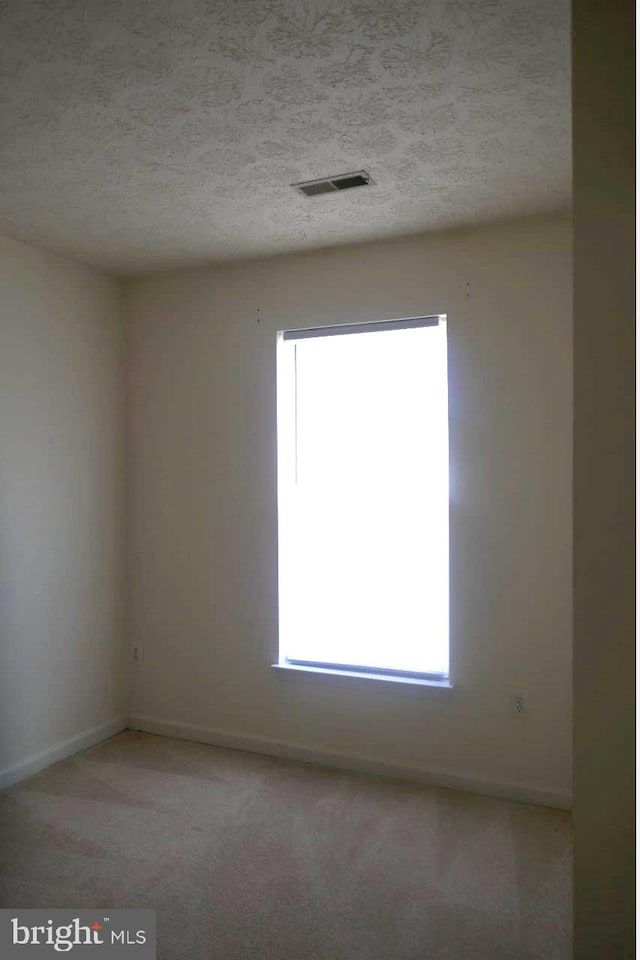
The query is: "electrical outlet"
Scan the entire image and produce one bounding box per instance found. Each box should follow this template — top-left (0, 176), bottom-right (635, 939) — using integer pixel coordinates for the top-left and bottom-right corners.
top-left (511, 691), bottom-right (527, 717)
top-left (132, 644), bottom-right (144, 664)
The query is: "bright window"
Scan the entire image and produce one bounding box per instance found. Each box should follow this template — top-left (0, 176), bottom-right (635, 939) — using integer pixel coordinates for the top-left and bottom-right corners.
top-left (276, 316), bottom-right (449, 680)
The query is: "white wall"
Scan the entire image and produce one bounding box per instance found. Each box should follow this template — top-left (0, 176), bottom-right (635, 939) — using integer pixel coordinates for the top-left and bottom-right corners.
top-left (0, 235), bottom-right (127, 781)
top-left (126, 212), bottom-right (573, 805)
top-left (573, 0), bottom-right (635, 954)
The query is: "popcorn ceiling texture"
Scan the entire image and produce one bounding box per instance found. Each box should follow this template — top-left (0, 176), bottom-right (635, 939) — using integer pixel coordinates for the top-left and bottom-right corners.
top-left (0, 0), bottom-right (570, 275)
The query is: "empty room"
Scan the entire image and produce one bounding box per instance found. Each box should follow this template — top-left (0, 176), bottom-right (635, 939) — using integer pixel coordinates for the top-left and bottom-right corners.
top-left (0, 1), bottom-right (634, 959)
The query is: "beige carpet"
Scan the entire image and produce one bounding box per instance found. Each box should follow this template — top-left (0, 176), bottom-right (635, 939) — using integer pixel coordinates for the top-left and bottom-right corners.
top-left (0, 731), bottom-right (571, 959)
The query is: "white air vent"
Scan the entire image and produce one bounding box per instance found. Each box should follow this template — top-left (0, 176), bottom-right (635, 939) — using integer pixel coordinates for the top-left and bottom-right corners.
top-left (293, 171), bottom-right (373, 197)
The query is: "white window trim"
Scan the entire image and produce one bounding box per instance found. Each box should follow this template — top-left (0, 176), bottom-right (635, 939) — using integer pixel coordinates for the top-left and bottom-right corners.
top-left (271, 660), bottom-right (454, 690)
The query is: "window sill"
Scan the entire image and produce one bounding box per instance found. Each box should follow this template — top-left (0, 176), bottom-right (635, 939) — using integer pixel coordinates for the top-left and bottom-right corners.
top-left (271, 661), bottom-right (453, 691)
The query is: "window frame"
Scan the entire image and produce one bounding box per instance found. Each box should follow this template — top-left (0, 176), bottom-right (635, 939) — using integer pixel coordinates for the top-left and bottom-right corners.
top-left (274, 314), bottom-right (452, 689)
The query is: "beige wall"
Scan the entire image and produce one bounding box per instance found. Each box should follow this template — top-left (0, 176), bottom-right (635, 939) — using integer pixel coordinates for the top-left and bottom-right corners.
top-left (126, 213), bottom-right (573, 805)
top-left (572, 0), bottom-right (635, 956)
top-left (0, 235), bottom-right (127, 778)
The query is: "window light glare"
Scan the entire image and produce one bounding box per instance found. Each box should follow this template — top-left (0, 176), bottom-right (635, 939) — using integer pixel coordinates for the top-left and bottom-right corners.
top-left (277, 319), bottom-right (449, 678)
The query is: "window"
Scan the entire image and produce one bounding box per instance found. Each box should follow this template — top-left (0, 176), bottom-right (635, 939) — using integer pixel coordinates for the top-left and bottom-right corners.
top-left (276, 316), bottom-right (449, 683)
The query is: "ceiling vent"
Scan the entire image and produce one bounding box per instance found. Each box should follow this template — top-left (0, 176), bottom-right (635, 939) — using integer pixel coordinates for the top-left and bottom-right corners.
top-left (293, 171), bottom-right (373, 197)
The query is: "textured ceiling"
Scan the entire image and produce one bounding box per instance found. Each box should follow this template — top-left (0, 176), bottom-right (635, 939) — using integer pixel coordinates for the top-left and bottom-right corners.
top-left (0, 0), bottom-right (571, 276)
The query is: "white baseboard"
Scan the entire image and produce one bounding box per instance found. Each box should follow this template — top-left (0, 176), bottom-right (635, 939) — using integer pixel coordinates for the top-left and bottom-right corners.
top-left (128, 715), bottom-right (573, 811)
top-left (0, 710), bottom-right (572, 810)
top-left (0, 716), bottom-right (128, 791)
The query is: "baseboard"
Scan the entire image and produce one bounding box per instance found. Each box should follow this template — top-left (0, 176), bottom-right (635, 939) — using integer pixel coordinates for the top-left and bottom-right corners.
top-left (0, 716), bottom-right (128, 791)
top-left (128, 715), bottom-right (573, 811)
top-left (0, 709), bottom-right (572, 809)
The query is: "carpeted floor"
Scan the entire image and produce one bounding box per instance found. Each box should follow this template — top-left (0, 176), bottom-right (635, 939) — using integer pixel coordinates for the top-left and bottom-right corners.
top-left (0, 731), bottom-right (571, 959)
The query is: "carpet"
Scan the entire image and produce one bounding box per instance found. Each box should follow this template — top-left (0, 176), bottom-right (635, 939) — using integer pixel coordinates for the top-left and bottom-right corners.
top-left (0, 731), bottom-right (572, 959)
